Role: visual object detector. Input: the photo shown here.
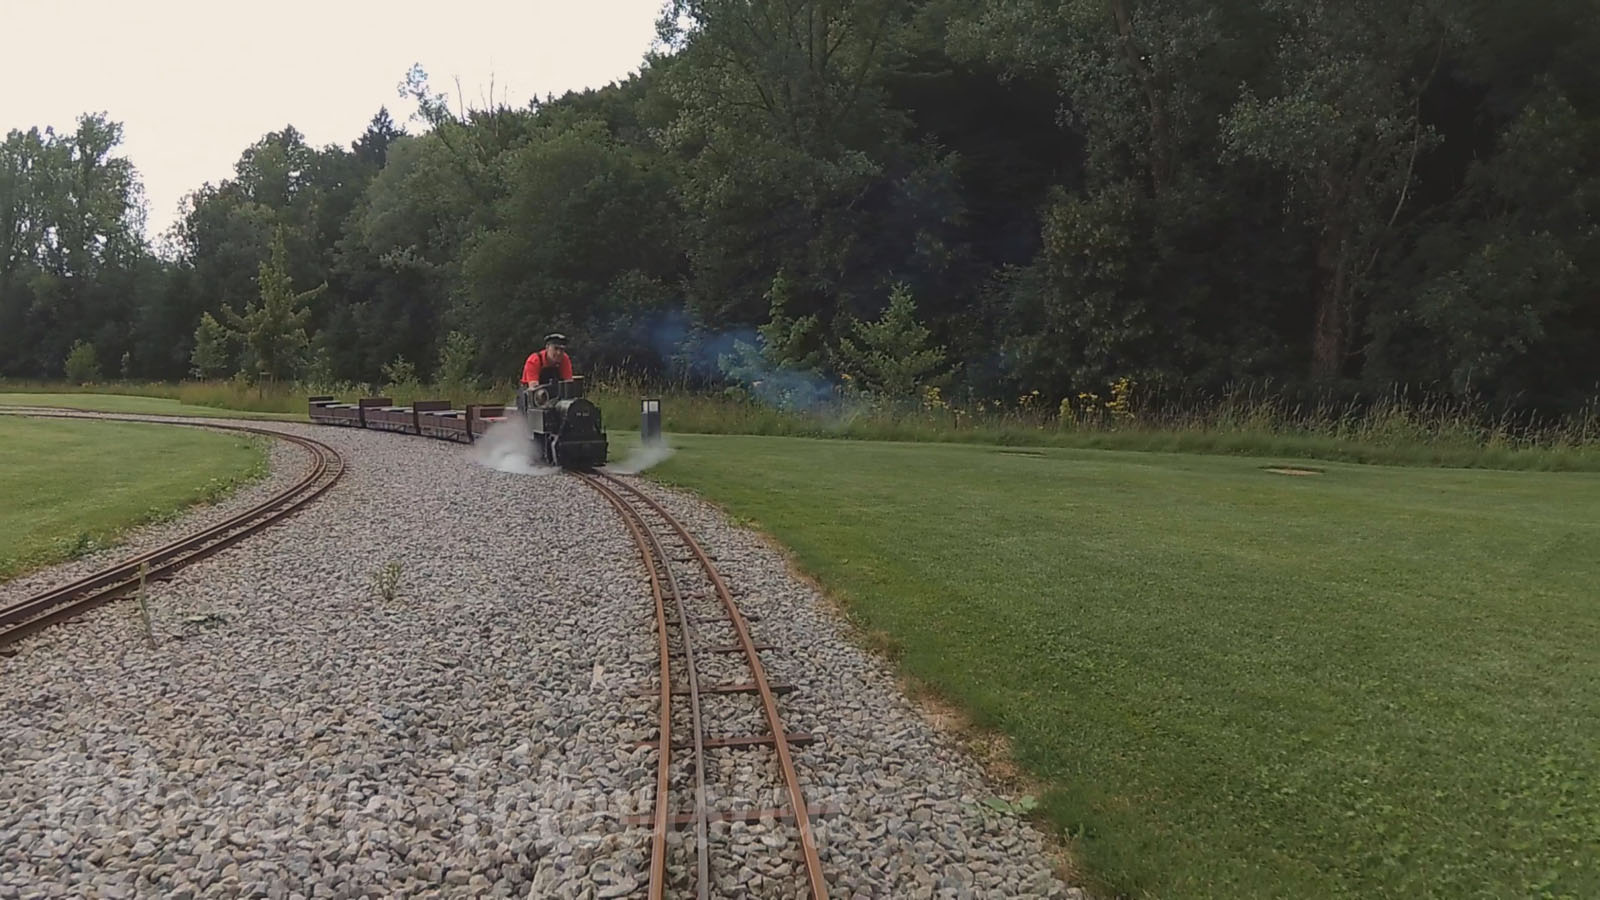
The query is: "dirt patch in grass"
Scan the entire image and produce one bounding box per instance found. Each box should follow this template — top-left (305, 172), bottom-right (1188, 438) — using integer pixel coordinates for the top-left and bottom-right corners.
top-left (1263, 465), bottom-right (1324, 476)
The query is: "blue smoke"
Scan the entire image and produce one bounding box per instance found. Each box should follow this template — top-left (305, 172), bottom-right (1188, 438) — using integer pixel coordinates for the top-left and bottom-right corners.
top-left (717, 336), bottom-right (842, 415)
top-left (640, 306), bottom-right (851, 417)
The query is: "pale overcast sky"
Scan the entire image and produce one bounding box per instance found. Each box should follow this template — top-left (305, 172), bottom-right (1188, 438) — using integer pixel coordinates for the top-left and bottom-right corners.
top-left (2, 0), bottom-right (664, 241)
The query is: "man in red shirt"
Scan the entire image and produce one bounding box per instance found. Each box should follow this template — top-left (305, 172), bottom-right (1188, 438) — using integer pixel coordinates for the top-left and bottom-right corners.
top-left (521, 333), bottom-right (573, 388)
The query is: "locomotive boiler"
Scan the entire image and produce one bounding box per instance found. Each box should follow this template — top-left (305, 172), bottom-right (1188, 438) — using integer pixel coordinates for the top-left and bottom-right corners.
top-left (516, 376), bottom-right (609, 468)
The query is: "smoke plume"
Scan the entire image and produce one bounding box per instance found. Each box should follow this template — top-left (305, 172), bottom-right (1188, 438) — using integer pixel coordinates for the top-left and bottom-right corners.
top-left (638, 307), bottom-right (859, 422)
top-left (469, 410), bottom-right (559, 476)
top-left (608, 441), bottom-right (676, 474)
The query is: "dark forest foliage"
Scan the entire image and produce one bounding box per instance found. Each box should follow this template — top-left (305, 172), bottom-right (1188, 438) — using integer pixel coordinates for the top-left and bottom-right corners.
top-left (4, 0), bottom-right (1597, 415)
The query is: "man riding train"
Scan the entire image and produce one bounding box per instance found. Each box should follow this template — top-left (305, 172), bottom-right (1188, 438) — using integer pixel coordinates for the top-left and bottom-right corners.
top-left (515, 332), bottom-right (608, 466)
top-left (518, 333), bottom-right (574, 413)
top-left (522, 332), bottom-right (573, 388)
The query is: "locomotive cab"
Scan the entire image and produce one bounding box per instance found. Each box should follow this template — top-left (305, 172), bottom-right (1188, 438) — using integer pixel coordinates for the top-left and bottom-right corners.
top-left (519, 377), bottom-right (608, 468)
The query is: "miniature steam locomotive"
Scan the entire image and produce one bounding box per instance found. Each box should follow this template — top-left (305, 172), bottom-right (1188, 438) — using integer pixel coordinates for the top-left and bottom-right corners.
top-left (516, 377), bottom-right (608, 468)
top-left (307, 375), bottom-right (608, 469)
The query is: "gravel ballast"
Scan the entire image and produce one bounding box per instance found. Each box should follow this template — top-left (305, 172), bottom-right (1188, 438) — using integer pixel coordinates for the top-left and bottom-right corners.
top-left (0, 413), bottom-right (1080, 899)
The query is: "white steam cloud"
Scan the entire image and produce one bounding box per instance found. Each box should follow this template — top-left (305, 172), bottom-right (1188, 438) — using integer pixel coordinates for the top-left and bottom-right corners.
top-left (608, 441), bottom-right (676, 474)
top-left (465, 400), bottom-right (676, 476)
top-left (469, 411), bottom-right (560, 476)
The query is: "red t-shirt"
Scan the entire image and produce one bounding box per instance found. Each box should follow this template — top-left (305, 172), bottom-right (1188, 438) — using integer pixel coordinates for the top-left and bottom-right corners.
top-left (522, 349), bottom-right (573, 385)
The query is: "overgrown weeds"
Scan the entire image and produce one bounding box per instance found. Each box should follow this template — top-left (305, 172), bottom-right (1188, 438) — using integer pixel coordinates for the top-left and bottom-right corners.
top-left (134, 562), bottom-right (156, 649)
top-left (372, 560), bottom-right (403, 603)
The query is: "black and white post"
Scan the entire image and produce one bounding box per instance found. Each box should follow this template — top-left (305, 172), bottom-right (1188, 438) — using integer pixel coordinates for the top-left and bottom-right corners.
top-left (641, 398), bottom-right (662, 446)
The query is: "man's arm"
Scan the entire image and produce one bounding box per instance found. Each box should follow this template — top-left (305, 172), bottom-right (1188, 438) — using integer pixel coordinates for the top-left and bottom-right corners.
top-left (561, 354), bottom-right (573, 380)
top-left (522, 352), bottom-right (541, 385)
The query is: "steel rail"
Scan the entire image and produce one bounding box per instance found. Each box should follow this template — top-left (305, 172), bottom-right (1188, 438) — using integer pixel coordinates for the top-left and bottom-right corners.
top-left (641, 507), bottom-right (714, 900)
top-left (0, 412), bottom-right (343, 646)
top-left (591, 470), bottom-right (829, 900)
top-left (576, 472), bottom-right (695, 898)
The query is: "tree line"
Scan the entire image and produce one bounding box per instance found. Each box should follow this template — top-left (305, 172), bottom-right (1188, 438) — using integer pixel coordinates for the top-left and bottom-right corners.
top-left (3, 0), bottom-right (1597, 415)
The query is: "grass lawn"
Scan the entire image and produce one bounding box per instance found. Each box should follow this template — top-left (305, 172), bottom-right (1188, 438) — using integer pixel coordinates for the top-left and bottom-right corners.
top-left (0, 416), bottom-right (268, 581)
top-left (648, 435), bottom-right (1600, 899)
top-left (0, 392), bottom-right (304, 421)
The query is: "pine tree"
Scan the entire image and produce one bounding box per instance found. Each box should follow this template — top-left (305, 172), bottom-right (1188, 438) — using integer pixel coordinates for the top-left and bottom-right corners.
top-left (63, 340), bottom-right (101, 384)
top-left (189, 312), bottom-right (232, 378)
top-left (832, 283), bottom-right (950, 400)
top-left (223, 228), bottom-right (324, 383)
top-left (437, 330), bottom-right (479, 392)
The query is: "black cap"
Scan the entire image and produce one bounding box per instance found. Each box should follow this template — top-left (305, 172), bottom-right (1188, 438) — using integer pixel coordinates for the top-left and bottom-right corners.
top-left (544, 333), bottom-right (568, 346)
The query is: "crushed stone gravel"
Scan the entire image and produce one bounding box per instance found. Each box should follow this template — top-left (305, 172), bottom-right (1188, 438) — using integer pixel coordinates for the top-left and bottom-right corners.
top-left (0, 412), bottom-right (1081, 898)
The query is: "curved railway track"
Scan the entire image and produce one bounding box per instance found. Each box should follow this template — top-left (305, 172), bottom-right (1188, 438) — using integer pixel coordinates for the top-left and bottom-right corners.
top-left (4, 407), bottom-right (827, 891)
top-left (0, 412), bottom-right (344, 647)
top-left (577, 470), bottom-right (829, 899)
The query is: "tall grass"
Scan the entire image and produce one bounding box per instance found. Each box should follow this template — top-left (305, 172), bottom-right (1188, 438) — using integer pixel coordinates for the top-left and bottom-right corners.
top-left (6, 375), bottom-right (1598, 472)
top-left (587, 374), bottom-right (1600, 471)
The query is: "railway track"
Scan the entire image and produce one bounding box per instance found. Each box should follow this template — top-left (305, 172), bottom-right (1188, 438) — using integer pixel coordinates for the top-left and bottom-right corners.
top-left (577, 470), bottom-right (829, 899)
top-left (0, 412), bottom-right (344, 647)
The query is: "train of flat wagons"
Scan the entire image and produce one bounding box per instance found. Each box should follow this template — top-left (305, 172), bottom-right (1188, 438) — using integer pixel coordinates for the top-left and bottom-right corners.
top-left (307, 376), bottom-right (609, 468)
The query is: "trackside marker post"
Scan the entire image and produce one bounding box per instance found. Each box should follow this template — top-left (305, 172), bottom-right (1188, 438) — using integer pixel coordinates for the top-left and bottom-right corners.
top-left (642, 398), bottom-right (662, 446)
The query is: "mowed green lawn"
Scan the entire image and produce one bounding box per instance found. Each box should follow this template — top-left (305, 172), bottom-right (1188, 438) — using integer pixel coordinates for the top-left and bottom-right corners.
top-left (0, 416), bottom-right (267, 581)
top-left (0, 392), bottom-right (304, 420)
top-left (650, 435), bottom-right (1600, 900)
